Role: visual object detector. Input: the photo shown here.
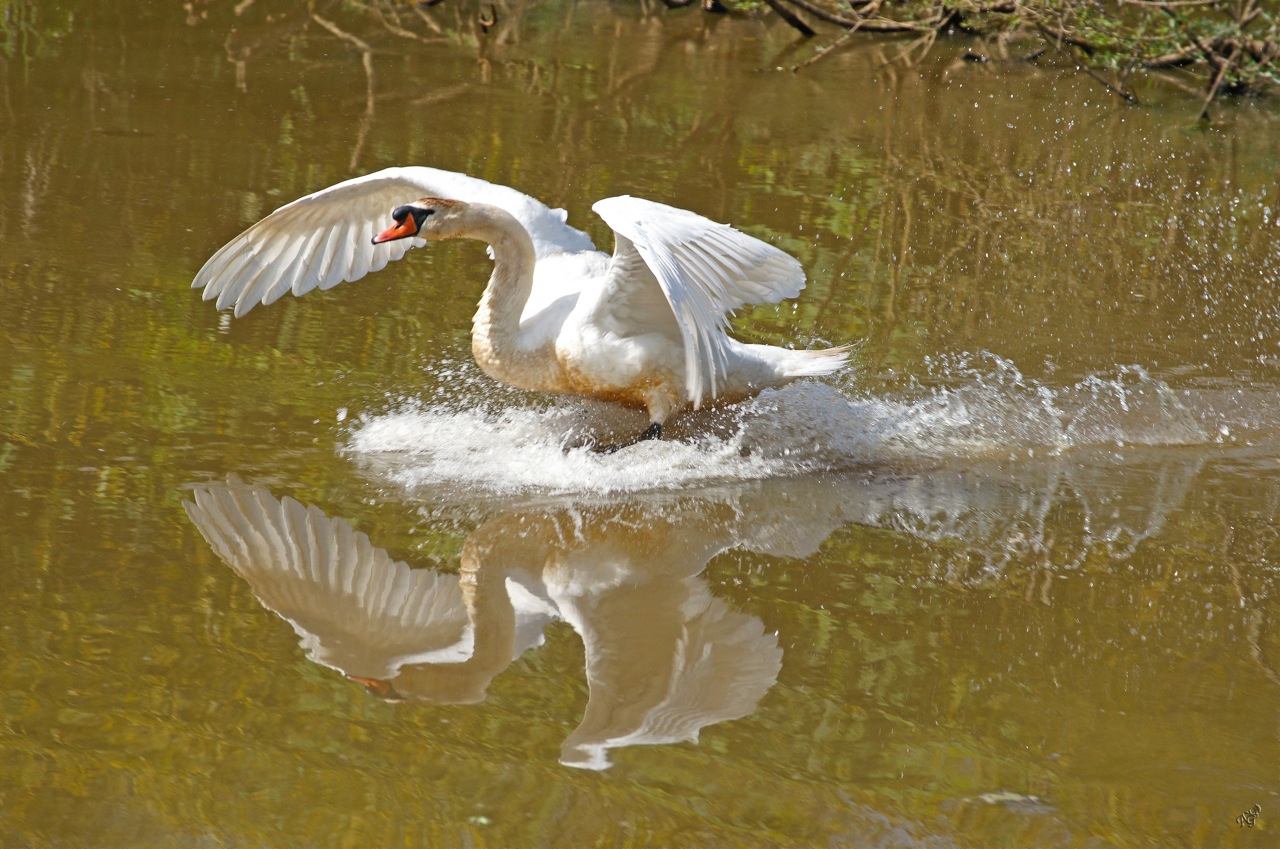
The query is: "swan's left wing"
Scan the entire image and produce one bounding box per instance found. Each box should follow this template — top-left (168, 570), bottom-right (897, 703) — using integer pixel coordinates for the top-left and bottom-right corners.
top-left (592, 195), bottom-right (805, 407)
top-left (193, 166), bottom-right (596, 318)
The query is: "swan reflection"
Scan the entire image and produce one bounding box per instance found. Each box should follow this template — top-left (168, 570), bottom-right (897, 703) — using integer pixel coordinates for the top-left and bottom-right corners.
top-left (185, 479), bottom-right (812, 769)
top-left (186, 450), bottom-right (1205, 768)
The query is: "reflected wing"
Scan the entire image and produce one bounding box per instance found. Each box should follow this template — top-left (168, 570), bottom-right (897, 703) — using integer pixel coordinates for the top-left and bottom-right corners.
top-left (592, 195), bottom-right (806, 407)
top-left (561, 588), bottom-right (782, 771)
top-left (184, 479), bottom-right (470, 678)
top-left (193, 166), bottom-right (597, 317)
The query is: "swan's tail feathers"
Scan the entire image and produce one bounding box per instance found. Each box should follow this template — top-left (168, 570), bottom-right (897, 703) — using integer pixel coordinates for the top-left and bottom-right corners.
top-left (785, 344), bottom-right (853, 379)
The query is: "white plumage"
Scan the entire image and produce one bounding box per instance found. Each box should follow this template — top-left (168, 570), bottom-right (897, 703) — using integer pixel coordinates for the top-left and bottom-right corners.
top-left (183, 480), bottom-right (474, 679)
top-left (192, 166), bottom-right (849, 448)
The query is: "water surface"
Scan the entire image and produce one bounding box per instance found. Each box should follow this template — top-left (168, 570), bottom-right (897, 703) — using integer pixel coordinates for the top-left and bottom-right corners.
top-left (2, 1), bottom-right (1280, 846)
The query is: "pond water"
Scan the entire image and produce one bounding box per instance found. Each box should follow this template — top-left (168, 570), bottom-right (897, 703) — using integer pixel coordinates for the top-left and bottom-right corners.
top-left (3, 1), bottom-right (1280, 846)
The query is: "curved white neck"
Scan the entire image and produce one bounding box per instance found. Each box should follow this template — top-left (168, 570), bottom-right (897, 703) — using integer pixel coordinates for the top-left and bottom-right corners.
top-left (466, 205), bottom-right (556, 390)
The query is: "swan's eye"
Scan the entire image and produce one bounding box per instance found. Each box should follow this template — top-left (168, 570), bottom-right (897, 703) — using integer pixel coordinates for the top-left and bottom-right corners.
top-left (422, 208), bottom-right (435, 218)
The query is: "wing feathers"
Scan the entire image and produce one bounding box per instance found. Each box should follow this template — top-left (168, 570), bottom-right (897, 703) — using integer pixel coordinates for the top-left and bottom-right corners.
top-left (185, 479), bottom-right (470, 678)
top-left (593, 195), bottom-right (807, 407)
top-left (192, 166), bottom-right (597, 317)
top-left (295, 226), bottom-right (338, 298)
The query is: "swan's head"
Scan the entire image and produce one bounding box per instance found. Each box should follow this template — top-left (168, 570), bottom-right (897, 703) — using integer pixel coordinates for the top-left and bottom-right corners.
top-left (371, 198), bottom-right (465, 244)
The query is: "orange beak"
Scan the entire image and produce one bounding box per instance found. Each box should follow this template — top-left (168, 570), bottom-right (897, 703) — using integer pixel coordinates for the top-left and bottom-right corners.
top-left (372, 216), bottom-right (419, 244)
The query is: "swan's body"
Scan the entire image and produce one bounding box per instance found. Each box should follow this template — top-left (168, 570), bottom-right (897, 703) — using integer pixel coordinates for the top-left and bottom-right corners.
top-left (193, 167), bottom-right (849, 447)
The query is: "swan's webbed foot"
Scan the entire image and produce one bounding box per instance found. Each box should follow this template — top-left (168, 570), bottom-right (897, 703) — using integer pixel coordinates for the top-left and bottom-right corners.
top-left (592, 422), bottom-right (662, 455)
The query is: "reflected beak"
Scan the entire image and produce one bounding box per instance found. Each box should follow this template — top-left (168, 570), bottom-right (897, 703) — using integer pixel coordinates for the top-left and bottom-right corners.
top-left (372, 217), bottom-right (419, 244)
top-left (348, 674), bottom-right (400, 700)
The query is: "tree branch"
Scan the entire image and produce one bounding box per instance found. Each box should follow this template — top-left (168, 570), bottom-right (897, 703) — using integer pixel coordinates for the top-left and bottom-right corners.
top-left (764, 0), bottom-right (817, 36)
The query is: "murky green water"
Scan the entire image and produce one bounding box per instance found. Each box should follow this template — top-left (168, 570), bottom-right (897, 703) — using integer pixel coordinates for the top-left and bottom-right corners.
top-left (3, 1), bottom-right (1280, 846)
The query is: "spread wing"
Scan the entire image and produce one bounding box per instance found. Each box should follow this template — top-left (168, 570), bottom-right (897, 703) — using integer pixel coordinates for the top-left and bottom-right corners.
top-left (184, 479), bottom-right (470, 678)
top-left (193, 166), bottom-right (597, 318)
top-left (591, 196), bottom-right (806, 408)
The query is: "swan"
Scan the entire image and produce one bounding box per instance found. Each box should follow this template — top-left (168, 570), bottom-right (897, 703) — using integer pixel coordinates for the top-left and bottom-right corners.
top-left (192, 167), bottom-right (849, 450)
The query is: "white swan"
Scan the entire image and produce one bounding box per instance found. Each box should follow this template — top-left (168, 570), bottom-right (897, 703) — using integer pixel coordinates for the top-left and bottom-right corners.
top-left (192, 167), bottom-right (849, 449)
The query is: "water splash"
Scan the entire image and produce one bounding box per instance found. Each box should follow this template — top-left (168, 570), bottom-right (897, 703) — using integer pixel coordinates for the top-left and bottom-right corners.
top-left (347, 352), bottom-right (1272, 499)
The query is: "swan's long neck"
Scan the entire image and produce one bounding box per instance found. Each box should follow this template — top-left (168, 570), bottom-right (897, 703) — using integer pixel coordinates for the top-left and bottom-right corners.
top-left (464, 205), bottom-right (557, 390)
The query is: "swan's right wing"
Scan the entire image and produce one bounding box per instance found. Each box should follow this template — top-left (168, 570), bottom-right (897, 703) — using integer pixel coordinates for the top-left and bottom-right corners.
top-left (184, 479), bottom-right (470, 678)
top-left (592, 196), bottom-right (806, 407)
top-left (193, 166), bottom-right (596, 317)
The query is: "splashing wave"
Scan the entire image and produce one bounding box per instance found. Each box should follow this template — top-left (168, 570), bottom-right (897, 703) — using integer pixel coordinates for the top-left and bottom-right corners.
top-left (347, 353), bottom-right (1267, 498)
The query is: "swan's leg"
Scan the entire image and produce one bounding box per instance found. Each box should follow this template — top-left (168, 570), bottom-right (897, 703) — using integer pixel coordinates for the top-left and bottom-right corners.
top-left (590, 387), bottom-right (675, 454)
top-left (592, 422), bottom-right (662, 455)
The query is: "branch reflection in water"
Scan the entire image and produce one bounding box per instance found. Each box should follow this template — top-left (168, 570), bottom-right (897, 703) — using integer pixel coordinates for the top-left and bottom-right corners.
top-left (184, 445), bottom-right (1206, 769)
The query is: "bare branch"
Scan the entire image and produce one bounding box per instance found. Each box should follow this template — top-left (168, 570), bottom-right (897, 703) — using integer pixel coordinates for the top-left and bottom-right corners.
top-left (1121, 0), bottom-right (1222, 7)
top-left (1035, 22), bottom-right (1141, 103)
top-left (764, 0), bottom-right (817, 36)
top-left (1197, 42), bottom-right (1239, 121)
top-left (778, 0), bottom-right (928, 31)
